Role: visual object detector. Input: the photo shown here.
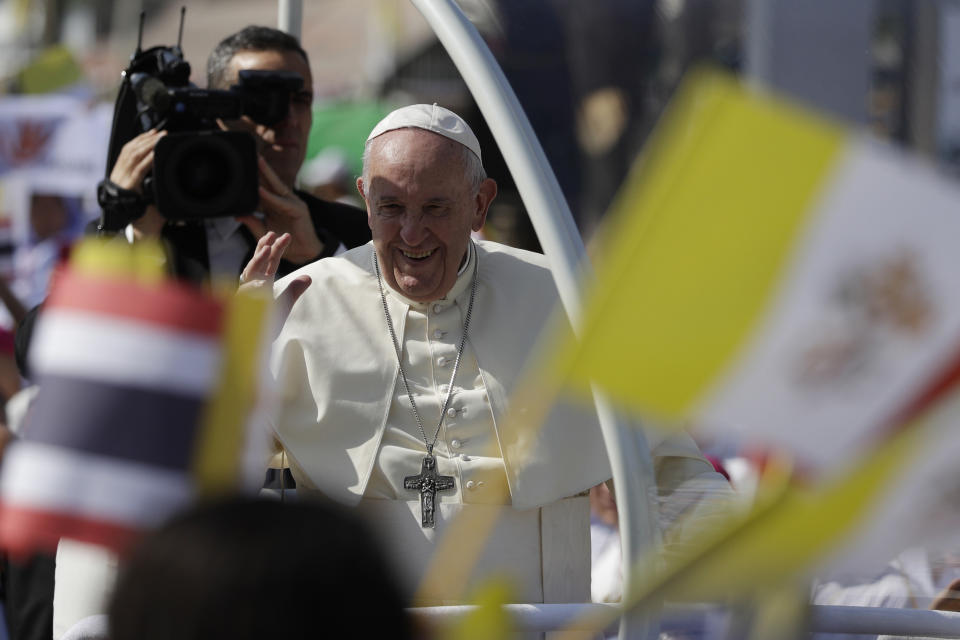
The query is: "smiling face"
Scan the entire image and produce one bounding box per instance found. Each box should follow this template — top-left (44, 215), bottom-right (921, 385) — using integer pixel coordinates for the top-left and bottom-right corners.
top-left (358, 129), bottom-right (496, 303)
top-left (222, 49), bottom-right (313, 187)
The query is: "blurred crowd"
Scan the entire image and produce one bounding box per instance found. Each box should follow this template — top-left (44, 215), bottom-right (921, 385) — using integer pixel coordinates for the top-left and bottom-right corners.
top-left (0, 3), bottom-right (956, 640)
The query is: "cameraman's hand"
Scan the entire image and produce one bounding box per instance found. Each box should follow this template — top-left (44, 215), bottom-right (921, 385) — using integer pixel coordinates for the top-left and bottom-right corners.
top-left (236, 156), bottom-right (324, 265)
top-left (111, 129), bottom-right (167, 239)
top-left (110, 129), bottom-right (165, 192)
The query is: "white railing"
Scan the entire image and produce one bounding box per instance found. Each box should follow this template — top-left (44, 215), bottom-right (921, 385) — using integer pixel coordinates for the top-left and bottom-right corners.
top-left (410, 603), bottom-right (960, 637)
top-left (409, 603), bottom-right (618, 634)
top-left (810, 605), bottom-right (960, 638)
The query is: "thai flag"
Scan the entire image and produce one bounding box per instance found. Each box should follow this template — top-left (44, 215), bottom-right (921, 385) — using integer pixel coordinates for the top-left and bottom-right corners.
top-left (0, 259), bottom-right (237, 556)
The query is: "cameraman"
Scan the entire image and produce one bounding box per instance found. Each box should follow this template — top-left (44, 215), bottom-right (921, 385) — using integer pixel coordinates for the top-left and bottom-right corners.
top-left (106, 26), bottom-right (370, 284)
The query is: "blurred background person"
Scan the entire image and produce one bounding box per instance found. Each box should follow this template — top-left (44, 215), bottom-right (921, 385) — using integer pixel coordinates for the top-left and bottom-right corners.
top-left (9, 191), bottom-right (77, 313)
top-left (0, 303), bottom-right (48, 640)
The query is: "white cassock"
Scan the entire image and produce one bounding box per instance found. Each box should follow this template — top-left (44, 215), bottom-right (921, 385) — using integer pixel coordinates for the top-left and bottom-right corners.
top-left (271, 240), bottom-right (722, 606)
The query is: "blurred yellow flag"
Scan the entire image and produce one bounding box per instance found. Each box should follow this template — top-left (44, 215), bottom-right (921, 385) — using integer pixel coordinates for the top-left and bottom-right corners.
top-left (559, 421), bottom-right (925, 638)
top-left (559, 70), bottom-right (844, 418)
top-left (557, 69), bottom-right (960, 470)
top-left (443, 579), bottom-right (514, 640)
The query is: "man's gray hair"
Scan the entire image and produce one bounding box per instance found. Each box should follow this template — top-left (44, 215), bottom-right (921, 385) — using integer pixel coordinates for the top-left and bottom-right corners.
top-left (206, 25), bottom-right (308, 89)
top-left (360, 133), bottom-right (487, 193)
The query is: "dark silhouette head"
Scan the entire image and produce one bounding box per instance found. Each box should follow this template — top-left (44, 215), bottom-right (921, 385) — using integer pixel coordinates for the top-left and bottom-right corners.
top-left (109, 496), bottom-right (413, 640)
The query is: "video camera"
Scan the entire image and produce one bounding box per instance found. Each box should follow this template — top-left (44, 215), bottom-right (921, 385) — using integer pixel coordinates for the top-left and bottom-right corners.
top-left (98, 10), bottom-right (303, 231)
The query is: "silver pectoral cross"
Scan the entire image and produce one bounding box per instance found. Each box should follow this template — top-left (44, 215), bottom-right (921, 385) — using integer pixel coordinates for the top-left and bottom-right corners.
top-left (404, 454), bottom-right (455, 528)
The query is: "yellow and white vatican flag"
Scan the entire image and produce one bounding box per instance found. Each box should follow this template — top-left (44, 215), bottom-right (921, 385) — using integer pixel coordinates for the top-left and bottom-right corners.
top-left (558, 69), bottom-right (960, 471)
top-left (544, 71), bottom-right (960, 635)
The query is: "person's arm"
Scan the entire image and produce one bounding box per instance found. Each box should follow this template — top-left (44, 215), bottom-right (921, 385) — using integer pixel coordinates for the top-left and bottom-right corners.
top-left (0, 278), bottom-right (27, 327)
top-left (645, 432), bottom-right (738, 561)
top-left (931, 578), bottom-right (960, 611)
top-left (0, 423), bottom-right (13, 461)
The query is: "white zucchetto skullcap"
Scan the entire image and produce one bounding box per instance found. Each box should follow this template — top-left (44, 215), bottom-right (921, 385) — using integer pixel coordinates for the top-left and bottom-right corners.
top-left (367, 104), bottom-right (482, 163)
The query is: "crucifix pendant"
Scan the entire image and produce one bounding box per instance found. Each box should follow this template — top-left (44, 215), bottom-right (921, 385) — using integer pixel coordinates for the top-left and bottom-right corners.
top-left (404, 454), bottom-right (455, 528)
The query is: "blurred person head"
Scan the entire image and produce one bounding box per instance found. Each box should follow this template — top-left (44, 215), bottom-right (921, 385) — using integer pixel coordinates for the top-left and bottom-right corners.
top-left (299, 149), bottom-right (357, 204)
top-left (30, 193), bottom-right (69, 242)
top-left (357, 104), bottom-right (497, 303)
top-left (206, 26), bottom-right (313, 188)
top-left (108, 496), bottom-right (413, 640)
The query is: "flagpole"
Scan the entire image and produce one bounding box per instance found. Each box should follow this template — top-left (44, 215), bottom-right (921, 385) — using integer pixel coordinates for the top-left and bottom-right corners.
top-left (409, 1), bottom-right (661, 637)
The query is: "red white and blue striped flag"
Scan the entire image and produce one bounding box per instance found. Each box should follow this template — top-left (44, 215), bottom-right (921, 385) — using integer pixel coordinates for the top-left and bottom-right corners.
top-left (0, 239), bottom-right (271, 555)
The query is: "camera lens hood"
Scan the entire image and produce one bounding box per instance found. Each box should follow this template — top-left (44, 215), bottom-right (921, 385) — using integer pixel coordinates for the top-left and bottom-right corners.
top-left (152, 130), bottom-right (259, 220)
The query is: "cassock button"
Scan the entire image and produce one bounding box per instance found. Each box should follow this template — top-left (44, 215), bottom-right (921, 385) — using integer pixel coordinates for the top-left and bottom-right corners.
top-left (460, 454), bottom-right (471, 461)
top-left (446, 407), bottom-right (457, 418)
top-left (433, 304), bottom-right (443, 314)
top-left (433, 329), bottom-right (445, 339)
top-left (437, 357), bottom-right (448, 367)
top-left (451, 439), bottom-right (462, 449)
top-left (466, 480), bottom-right (476, 490)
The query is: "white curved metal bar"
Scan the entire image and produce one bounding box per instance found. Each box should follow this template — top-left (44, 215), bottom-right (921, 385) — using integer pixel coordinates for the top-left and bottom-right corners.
top-left (809, 605), bottom-right (960, 638)
top-left (407, 2), bottom-right (661, 638)
top-left (410, 603), bottom-right (960, 638)
top-left (409, 603), bottom-right (620, 633)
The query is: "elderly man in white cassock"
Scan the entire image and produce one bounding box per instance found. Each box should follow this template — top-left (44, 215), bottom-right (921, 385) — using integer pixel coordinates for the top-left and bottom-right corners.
top-left (249, 104), bottom-right (728, 607)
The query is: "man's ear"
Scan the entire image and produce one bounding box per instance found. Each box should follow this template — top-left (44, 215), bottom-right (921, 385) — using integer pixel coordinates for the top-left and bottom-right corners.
top-left (472, 178), bottom-right (497, 232)
top-left (357, 177), bottom-right (374, 230)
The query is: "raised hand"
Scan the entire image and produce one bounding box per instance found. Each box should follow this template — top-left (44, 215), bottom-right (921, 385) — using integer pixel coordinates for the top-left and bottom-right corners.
top-left (109, 129), bottom-right (165, 192)
top-left (240, 231), bottom-right (292, 290)
top-left (110, 129), bottom-right (167, 238)
top-left (239, 231), bottom-right (312, 330)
